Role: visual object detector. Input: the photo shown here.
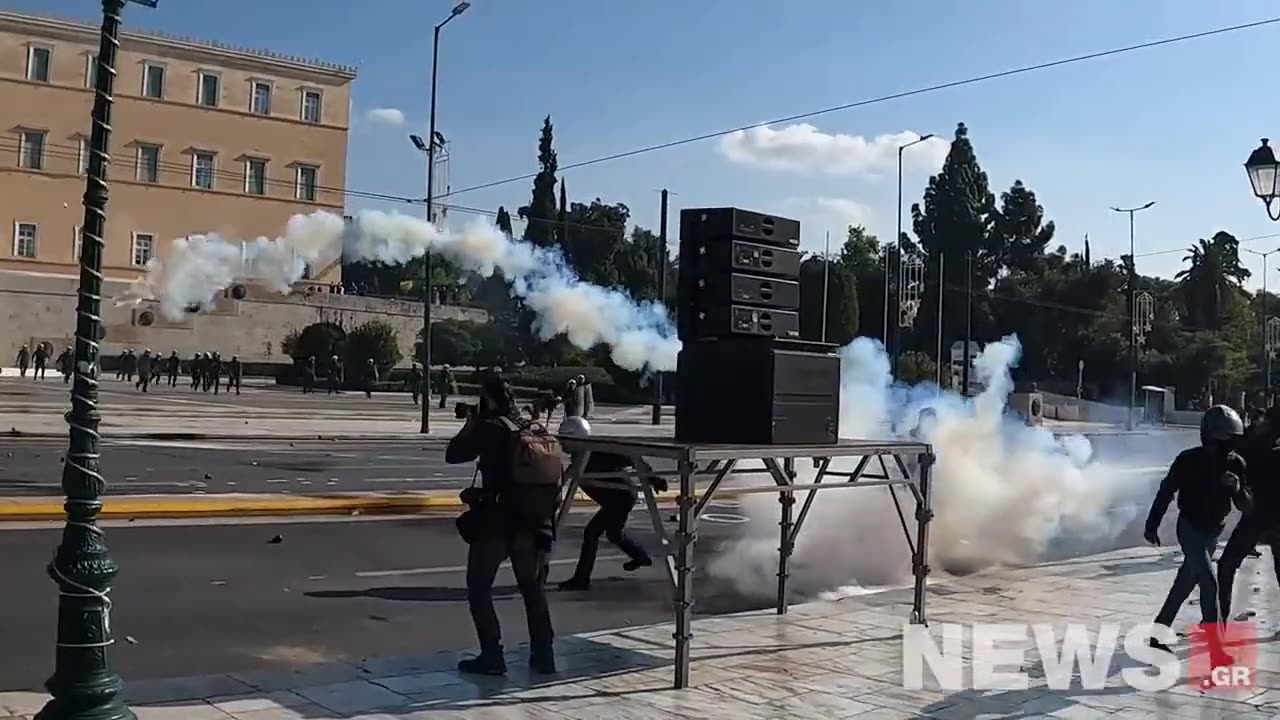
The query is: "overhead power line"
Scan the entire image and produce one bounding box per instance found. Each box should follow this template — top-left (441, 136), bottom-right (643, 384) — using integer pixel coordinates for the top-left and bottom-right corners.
top-left (437, 16), bottom-right (1280, 200)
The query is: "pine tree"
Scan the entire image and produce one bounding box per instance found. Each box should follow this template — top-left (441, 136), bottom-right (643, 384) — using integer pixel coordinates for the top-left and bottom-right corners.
top-left (518, 116), bottom-right (559, 247)
top-left (992, 179), bottom-right (1056, 274)
top-left (557, 179), bottom-right (568, 247)
top-left (909, 122), bottom-right (998, 350)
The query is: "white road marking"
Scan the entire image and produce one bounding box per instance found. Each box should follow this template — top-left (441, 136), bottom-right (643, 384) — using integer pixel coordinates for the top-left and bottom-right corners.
top-left (356, 554), bottom-right (628, 578)
top-left (701, 513), bottom-right (750, 524)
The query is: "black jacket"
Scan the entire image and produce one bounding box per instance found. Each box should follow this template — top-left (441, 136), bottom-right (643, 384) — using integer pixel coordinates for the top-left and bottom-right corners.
top-left (1242, 436), bottom-right (1280, 516)
top-left (446, 416), bottom-right (555, 538)
top-left (1146, 447), bottom-right (1250, 534)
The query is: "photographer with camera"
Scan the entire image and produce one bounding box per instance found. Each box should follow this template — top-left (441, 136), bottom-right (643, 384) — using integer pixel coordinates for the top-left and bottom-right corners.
top-left (446, 374), bottom-right (561, 677)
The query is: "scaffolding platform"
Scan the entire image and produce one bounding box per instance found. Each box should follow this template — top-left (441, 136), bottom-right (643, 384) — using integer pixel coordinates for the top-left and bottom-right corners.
top-left (554, 435), bottom-right (936, 690)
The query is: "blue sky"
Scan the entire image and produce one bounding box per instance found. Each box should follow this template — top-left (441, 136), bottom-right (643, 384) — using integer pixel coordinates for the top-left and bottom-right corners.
top-left (12, 0), bottom-right (1280, 288)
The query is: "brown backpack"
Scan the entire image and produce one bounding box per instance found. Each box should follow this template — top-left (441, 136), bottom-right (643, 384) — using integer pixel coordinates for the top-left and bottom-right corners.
top-left (497, 417), bottom-right (563, 487)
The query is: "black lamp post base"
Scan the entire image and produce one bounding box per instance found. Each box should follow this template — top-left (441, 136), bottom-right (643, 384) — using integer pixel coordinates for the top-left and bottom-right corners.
top-left (35, 694), bottom-right (134, 720)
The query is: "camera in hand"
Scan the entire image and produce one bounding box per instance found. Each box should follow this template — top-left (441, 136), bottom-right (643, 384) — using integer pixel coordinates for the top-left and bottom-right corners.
top-left (455, 401), bottom-right (477, 419)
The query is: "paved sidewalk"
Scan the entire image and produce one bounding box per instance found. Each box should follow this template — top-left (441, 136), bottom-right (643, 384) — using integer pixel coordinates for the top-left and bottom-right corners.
top-left (6, 544), bottom-right (1280, 719)
top-left (0, 375), bottom-right (672, 440)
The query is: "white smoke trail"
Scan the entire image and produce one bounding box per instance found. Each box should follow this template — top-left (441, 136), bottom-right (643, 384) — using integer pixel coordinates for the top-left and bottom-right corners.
top-left (707, 334), bottom-right (1181, 599)
top-left (117, 210), bottom-right (680, 372)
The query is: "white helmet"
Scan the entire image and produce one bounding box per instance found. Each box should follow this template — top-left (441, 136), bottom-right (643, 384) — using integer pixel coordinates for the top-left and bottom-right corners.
top-left (558, 416), bottom-right (592, 438)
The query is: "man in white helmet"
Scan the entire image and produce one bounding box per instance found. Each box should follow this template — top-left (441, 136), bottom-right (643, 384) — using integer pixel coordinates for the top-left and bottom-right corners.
top-left (556, 416), bottom-right (661, 591)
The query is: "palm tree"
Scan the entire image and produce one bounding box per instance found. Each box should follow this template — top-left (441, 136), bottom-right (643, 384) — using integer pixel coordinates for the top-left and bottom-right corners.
top-left (1176, 231), bottom-right (1251, 329)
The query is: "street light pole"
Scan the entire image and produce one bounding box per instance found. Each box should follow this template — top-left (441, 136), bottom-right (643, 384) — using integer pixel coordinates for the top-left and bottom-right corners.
top-left (651, 188), bottom-right (668, 426)
top-left (889, 132), bottom-right (934, 367)
top-left (38, 2), bottom-right (155, 719)
top-left (415, 1), bottom-right (469, 435)
top-left (1243, 247), bottom-right (1280, 405)
top-left (1111, 201), bottom-right (1155, 431)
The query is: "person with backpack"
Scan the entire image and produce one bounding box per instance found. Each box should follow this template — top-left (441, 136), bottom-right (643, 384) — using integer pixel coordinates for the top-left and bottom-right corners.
top-left (445, 374), bottom-right (560, 677)
top-left (555, 416), bottom-right (660, 590)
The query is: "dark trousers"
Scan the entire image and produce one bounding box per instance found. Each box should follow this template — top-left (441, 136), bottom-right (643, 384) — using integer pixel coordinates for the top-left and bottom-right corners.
top-left (137, 374), bottom-right (150, 392)
top-left (167, 370), bottom-right (177, 387)
top-left (570, 488), bottom-right (649, 581)
top-left (191, 373), bottom-right (201, 390)
top-left (35, 361), bottom-right (45, 379)
top-left (327, 378), bottom-right (340, 395)
top-left (466, 529), bottom-right (553, 655)
top-left (1218, 511), bottom-right (1280, 622)
top-left (229, 376), bottom-right (241, 395)
top-left (439, 391), bottom-right (449, 409)
top-left (1156, 516), bottom-right (1222, 627)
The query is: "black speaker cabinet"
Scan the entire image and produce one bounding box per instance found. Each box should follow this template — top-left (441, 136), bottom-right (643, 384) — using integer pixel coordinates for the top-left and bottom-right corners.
top-left (696, 305), bottom-right (800, 340)
top-left (680, 207), bottom-right (800, 249)
top-left (675, 338), bottom-right (841, 445)
top-left (697, 272), bottom-right (800, 310)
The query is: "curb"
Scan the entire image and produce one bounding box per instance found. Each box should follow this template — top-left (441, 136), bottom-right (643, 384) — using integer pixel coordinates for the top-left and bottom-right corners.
top-left (0, 489), bottom-right (714, 521)
top-left (3, 431), bottom-right (454, 443)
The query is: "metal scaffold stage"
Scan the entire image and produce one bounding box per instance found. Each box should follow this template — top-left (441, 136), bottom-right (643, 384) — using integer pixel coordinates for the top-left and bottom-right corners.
top-left (554, 436), bottom-right (936, 690)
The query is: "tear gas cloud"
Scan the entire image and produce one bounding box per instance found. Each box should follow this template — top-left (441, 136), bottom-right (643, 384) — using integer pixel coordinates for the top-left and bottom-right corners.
top-left (708, 334), bottom-right (1188, 600)
top-left (118, 210), bottom-right (680, 372)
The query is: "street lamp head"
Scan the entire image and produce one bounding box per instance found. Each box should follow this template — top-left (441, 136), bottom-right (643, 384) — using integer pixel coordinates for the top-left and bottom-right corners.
top-left (920, 133), bottom-right (935, 141)
top-left (452, 2), bottom-right (471, 16)
top-left (127, 0), bottom-right (159, 6)
top-left (1246, 138), bottom-right (1280, 206)
top-left (1140, 201), bottom-right (1155, 210)
top-left (409, 134), bottom-right (428, 152)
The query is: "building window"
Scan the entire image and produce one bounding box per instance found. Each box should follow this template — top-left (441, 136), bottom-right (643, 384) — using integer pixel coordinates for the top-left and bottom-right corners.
top-left (131, 233), bottom-right (154, 266)
top-left (244, 158), bottom-right (267, 195)
top-left (77, 137), bottom-right (90, 174)
top-left (251, 81), bottom-right (272, 115)
top-left (73, 226), bottom-right (82, 261)
top-left (301, 90), bottom-right (322, 123)
top-left (192, 151), bottom-right (215, 190)
top-left (143, 63), bottom-right (165, 99)
top-left (13, 223), bottom-right (37, 259)
top-left (85, 54), bottom-right (97, 89)
top-left (198, 72), bottom-right (220, 107)
top-left (136, 144), bottom-right (160, 183)
top-left (18, 130), bottom-right (46, 170)
top-left (295, 165), bottom-right (318, 202)
top-left (27, 46), bottom-right (50, 82)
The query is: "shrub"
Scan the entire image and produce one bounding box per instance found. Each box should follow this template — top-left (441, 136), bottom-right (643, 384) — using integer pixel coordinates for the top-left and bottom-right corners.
top-left (291, 322), bottom-right (346, 376)
top-left (280, 329), bottom-right (301, 358)
top-left (345, 320), bottom-right (402, 377)
top-left (425, 320), bottom-right (479, 366)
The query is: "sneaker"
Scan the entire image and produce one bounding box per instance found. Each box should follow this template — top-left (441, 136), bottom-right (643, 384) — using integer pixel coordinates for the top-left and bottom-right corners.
top-left (457, 654), bottom-right (507, 676)
top-left (557, 577), bottom-right (590, 591)
top-left (623, 557), bottom-right (653, 572)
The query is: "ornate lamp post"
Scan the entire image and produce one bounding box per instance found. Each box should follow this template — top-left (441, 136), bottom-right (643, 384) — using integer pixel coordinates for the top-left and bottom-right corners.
top-left (1245, 139), bottom-right (1280, 221)
top-left (37, 2), bottom-right (156, 719)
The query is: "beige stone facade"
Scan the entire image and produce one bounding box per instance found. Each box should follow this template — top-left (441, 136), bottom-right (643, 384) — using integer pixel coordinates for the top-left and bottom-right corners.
top-left (0, 10), bottom-right (355, 284)
top-left (1, 269), bottom-right (488, 367)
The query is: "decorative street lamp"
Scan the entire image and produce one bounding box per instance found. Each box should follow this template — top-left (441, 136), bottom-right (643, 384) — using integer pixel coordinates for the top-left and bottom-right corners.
top-left (1245, 138), bottom-right (1280, 221)
top-left (1111, 201), bottom-right (1155, 430)
top-left (37, 3), bottom-right (155, 719)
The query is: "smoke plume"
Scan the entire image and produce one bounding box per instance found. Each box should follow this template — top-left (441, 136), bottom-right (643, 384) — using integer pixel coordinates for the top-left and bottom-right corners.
top-left (118, 210), bottom-right (680, 372)
top-left (707, 335), bottom-right (1182, 599)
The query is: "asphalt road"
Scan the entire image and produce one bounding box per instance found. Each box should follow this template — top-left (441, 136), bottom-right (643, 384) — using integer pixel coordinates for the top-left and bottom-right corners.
top-left (0, 437), bottom-right (473, 496)
top-left (0, 438), bottom-right (685, 497)
top-left (0, 511), bottom-right (777, 691)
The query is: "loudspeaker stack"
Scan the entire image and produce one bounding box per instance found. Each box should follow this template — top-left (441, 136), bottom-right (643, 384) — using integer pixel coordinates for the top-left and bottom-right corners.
top-left (674, 207), bottom-right (841, 445)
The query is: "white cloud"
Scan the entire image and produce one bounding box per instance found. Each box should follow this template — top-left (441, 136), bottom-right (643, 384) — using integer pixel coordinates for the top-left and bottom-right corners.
top-left (365, 107), bottom-right (407, 127)
top-left (720, 124), bottom-right (947, 177)
top-left (783, 196), bottom-right (880, 248)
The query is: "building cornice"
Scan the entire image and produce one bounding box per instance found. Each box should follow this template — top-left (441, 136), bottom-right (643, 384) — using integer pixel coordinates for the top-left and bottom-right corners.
top-left (0, 10), bottom-right (358, 81)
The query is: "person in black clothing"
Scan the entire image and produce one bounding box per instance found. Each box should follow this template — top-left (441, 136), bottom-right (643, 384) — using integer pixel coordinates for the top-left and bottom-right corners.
top-left (445, 374), bottom-right (556, 677)
top-left (1219, 405), bottom-right (1280, 621)
top-left (555, 416), bottom-right (659, 591)
top-left (205, 352), bottom-right (223, 394)
top-left (1145, 405), bottom-right (1251, 656)
top-left (33, 344), bottom-right (49, 380)
top-left (407, 362), bottom-right (422, 405)
top-left (302, 355), bottom-right (317, 394)
top-left (165, 350), bottom-right (180, 387)
top-left (56, 346), bottom-right (73, 384)
top-left (190, 353), bottom-right (203, 390)
top-left (227, 355), bottom-right (243, 396)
